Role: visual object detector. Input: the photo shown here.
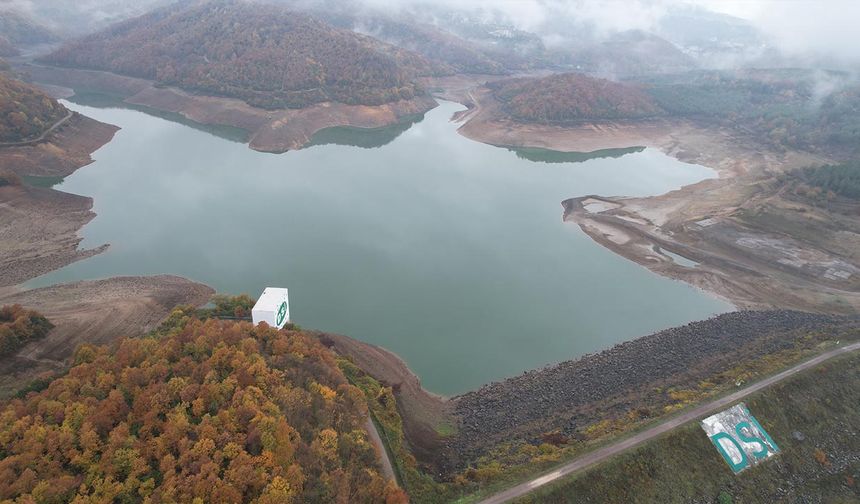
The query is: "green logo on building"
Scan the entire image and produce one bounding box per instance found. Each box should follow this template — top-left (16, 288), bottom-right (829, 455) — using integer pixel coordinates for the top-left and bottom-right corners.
top-left (276, 300), bottom-right (288, 327)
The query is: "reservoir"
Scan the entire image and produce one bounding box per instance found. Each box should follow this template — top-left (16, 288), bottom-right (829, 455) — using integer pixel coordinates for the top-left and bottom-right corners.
top-left (30, 98), bottom-right (731, 395)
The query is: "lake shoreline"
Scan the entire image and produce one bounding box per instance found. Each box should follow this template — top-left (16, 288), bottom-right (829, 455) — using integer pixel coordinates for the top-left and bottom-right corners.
top-left (311, 309), bottom-right (858, 477)
top-left (446, 80), bottom-right (860, 315)
top-left (0, 106), bottom-right (118, 287)
top-left (19, 62), bottom-right (439, 153)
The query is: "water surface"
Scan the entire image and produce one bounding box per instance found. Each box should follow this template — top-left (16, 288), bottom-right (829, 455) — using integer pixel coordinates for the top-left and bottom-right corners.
top-left (31, 98), bottom-right (731, 394)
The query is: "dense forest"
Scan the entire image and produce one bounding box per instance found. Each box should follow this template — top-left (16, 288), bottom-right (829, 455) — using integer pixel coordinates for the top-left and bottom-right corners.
top-left (0, 305), bottom-right (53, 358)
top-left (0, 72), bottom-right (69, 143)
top-left (0, 307), bottom-right (406, 503)
top-left (489, 73), bottom-right (664, 123)
top-left (42, 0), bottom-right (434, 110)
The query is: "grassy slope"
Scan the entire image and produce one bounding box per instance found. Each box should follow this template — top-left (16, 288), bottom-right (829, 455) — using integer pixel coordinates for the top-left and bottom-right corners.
top-left (518, 351), bottom-right (860, 503)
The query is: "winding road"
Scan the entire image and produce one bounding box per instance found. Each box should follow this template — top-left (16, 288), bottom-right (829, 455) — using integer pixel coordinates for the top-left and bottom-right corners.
top-left (0, 110), bottom-right (73, 147)
top-left (479, 341), bottom-right (860, 504)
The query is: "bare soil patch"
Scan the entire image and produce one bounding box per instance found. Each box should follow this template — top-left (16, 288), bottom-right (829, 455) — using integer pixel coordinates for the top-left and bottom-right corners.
top-left (0, 275), bottom-right (213, 397)
top-left (0, 185), bottom-right (106, 286)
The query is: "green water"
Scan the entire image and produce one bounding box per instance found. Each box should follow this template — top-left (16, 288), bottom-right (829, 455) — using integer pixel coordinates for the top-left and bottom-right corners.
top-left (30, 98), bottom-right (731, 395)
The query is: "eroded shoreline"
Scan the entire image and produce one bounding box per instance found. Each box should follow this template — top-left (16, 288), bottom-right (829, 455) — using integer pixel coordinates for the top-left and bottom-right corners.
top-left (20, 63), bottom-right (439, 153)
top-left (450, 81), bottom-right (860, 315)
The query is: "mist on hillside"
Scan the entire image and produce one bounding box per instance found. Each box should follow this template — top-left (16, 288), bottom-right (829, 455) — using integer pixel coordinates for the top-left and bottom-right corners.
top-left (2, 0), bottom-right (858, 71)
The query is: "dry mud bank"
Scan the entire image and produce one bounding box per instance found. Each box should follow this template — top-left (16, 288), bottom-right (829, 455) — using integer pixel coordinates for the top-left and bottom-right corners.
top-left (0, 108), bottom-right (118, 286)
top-left (0, 185), bottom-right (105, 287)
top-left (22, 63), bottom-right (439, 153)
top-left (0, 276), bottom-right (213, 397)
top-left (454, 84), bottom-right (860, 315)
top-left (562, 135), bottom-right (860, 314)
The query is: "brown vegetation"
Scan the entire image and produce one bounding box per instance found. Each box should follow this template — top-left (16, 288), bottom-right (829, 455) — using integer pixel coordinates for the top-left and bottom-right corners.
top-left (0, 305), bottom-right (52, 358)
top-left (488, 73), bottom-right (663, 123)
top-left (43, 0), bottom-right (434, 110)
top-left (0, 310), bottom-right (406, 502)
top-left (0, 73), bottom-right (67, 143)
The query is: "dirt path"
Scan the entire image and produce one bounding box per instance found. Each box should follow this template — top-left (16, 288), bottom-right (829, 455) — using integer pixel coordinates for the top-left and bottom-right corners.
top-left (0, 110), bottom-right (75, 147)
top-left (0, 112), bottom-right (118, 178)
top-left (0, 110), bottom-right (72, 147)
top-left (479, 341), bottom-right (860, 504)
top-left (317, 332), bottom-right (456, 471)
top-left (364, 417), bottom-right (397, 482)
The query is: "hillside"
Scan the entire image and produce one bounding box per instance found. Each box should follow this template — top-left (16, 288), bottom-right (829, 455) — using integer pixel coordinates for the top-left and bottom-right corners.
top-left (519, 349), bottom-right (860, 503)
top-left (0, 73), bottom-right (68, 143)
top-left (640, 69), bottom-right (860, 156)
top-left (488, 73), bottom-right (664, 123)
top-left (329, 13), bottom-right (506, 75)
top-left (0, 309), bottom-right (406, 503)
top-left (0, 9), bottom-right (58, 47)
top-left (571, 30), bottom-right (696, 77)
top-left (42, 0), bottom-right (434, 110)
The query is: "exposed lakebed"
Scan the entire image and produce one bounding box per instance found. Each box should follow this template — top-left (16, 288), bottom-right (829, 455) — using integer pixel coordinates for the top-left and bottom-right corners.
top-left (29, 98), bottom-right (731, 394)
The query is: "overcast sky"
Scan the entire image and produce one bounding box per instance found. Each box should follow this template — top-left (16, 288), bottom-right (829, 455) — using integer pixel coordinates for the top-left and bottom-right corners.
top-left (372, 0), bottom-right (860, 67)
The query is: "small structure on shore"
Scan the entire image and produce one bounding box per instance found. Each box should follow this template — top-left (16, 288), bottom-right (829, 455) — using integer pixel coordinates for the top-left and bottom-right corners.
top-left (252, 287), bottom-right (290, 329)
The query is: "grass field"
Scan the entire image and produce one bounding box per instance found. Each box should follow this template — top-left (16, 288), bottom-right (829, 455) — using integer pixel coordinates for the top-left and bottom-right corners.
top-left (516, 352), bottom-right (860, 503)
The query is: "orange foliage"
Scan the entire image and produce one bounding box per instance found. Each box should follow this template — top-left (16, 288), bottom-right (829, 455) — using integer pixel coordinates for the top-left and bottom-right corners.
top-left (43, 0), bottom-right (428, 110)
top-left (0, 74), bottom-right (67, 143)
top-left (0, 314), bottom-right (397, 502)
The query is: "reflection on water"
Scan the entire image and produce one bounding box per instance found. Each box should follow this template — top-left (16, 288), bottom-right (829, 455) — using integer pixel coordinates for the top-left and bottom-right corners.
top-left (505, 145), bottom-right (646, 164)
top-left (30, 98), bottom-right (730, 395)
top-left (21, 175), bottom-right (65, 188)
top-left (307, 114), bottom-right (426, 149)
top-left (68, 91), bottom-right (250, 143)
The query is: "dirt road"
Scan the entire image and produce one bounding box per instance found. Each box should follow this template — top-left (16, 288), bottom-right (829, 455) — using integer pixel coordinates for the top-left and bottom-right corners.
top-left (0, 110), bottom-right (72, 147)
top-left (364, 417), bottom-right (397, 482)
top-left (479, 341), bottom-right (860, 504)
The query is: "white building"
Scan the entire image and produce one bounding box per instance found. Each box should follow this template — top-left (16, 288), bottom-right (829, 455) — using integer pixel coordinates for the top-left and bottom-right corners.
top-left (251, 287), bottom-right (290, 329)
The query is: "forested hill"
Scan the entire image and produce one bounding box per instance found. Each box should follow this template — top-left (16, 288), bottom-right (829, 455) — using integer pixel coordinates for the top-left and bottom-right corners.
top-left (0, 71), bottom-right (68, 143)
top-left (489, 73), bottom-right (664, 123)
top-left (42, 0), bottom-right (437, 110)
top-left (0, 308), bottom-right (407, 502)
